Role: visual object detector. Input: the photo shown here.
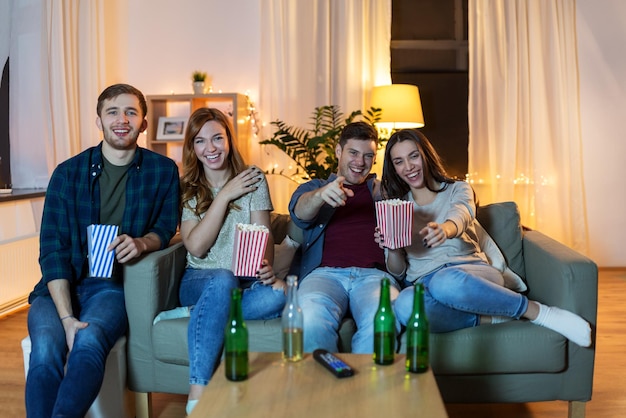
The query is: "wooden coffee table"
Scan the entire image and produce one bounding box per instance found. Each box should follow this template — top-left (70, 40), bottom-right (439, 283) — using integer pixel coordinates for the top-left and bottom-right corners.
top-left (189, 352), bottom-right (448, 417)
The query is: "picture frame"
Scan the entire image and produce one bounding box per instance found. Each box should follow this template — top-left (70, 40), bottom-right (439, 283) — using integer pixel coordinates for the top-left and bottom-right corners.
top-left (156, 117), bottom-right (187, 140)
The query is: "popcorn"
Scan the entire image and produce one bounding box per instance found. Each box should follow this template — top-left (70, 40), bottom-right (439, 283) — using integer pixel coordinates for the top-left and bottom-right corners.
top-left (375, 199), bottom-right (413, 249)
top-left (231, 223), bottom-right (270, 277)
top-left (87, 224), bottom-right (119, 278)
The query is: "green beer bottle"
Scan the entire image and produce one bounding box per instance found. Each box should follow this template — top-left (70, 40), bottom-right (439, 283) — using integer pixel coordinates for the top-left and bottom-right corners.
top-left (406, 282), bottom-right (429, 373)
top-left (224, 288), bottom-right (248, 381)
top-left (373, 277), bottom-right (395, 365)
top-left (282, 275), bottom-right (304, 362)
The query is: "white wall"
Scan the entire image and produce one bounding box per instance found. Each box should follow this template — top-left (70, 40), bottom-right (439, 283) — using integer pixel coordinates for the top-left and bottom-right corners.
top-left (119, 0), bottom-right (261, 104)
top-left (110, 0), bottom-right (302, 213)
top-left (577, 0), bottom-right (626, 267)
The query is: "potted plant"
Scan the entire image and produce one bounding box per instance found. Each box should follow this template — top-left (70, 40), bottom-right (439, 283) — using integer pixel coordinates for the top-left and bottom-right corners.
top-left (191, 71), bottom-right (208, 95)
top-left (260, 105), bottom-right (381, 180)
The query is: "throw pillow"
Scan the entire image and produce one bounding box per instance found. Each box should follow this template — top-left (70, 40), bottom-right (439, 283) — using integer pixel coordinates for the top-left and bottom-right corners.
top-left (475, 221), bottom-right (528, 293)
top-left (273, 234), bottom-right (300, 280)
top-left (476, 202), bottom-right (525, 278)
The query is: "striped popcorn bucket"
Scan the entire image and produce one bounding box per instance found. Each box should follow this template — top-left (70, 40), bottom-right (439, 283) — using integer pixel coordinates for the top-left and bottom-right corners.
top-left (375, 199), bottom-right (413, 249)
top-left (87, 224), bottom-right (119, 278)
top-left (231, 223), bottom-right (270, 277)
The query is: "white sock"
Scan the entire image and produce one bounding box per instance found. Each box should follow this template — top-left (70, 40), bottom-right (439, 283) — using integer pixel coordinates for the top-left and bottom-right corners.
top-left (186, 399), bottom-right (199, 416)
top-left (490, 315), bottom-right (513, 324)
top-left (153, 306), bottom-right (191, 325)
top-left (531, 303), bottom-right (592, 347)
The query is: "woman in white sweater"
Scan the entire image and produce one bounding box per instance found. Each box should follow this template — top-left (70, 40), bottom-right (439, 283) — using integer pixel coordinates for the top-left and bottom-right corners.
top-left (377, 129), bottom-right (591, 347)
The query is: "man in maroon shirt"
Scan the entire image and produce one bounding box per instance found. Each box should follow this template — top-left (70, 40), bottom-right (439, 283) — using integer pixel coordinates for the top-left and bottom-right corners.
top-left (288, 122), bottom-right (400, 353)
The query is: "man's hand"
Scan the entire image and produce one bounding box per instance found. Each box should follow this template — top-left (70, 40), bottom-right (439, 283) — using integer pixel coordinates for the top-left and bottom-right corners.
top-left (61, 316), bottom-right (89, 351)
top-left (108, 234), bottom-right (148, 263)
top-left (315, 176), bottom-right (355, 207)
top-left (293, 176), bottom-right (356, 221)
top-left (107, 232), bottom-right (163, 263)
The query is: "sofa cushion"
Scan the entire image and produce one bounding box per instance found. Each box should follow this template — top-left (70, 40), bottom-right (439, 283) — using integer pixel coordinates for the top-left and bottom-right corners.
top-left (476, 202), bottom-right (525, 280)
top-left (152, 316), bottom-right (358, 365)
top-left (247, 317), bottom-right (357, 352)
top-left (399, 321), bottom-right (567, 375)
top-left (274, 235), bottom-right (300, 280)
top-left (153, 318), bottom-right (190, 366)
top-left (475, 221), bottom-right (527, 292)
top-left (152, 318), bottom-right (287, 365)
top-left (270, 212), bottom-right (303, 244)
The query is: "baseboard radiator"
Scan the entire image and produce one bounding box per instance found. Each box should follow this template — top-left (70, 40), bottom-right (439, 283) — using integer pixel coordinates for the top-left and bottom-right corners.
top-left (0, 234), bottom-right (40, 317)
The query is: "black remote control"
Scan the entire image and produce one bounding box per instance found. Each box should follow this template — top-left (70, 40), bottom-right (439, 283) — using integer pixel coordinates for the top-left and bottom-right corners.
top-left (313, 349), bottom-right (355, 378)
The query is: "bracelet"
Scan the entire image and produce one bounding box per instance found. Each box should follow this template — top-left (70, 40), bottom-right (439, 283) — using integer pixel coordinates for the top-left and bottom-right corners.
top-left (60, 315), bottom-right (74, 321)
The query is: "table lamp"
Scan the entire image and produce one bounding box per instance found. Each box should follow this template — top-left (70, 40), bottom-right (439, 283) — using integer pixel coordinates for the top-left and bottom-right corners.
top-left (370, 84), bottom-right (425, 131)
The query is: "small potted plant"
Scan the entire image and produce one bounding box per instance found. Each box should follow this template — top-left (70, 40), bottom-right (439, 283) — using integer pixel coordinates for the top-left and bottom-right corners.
top-left (191, 71), bottom-right (208, 95)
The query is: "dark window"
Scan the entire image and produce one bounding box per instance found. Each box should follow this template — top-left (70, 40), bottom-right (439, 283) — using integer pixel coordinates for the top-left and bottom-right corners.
top-left (0, 58), bottom-right (10, 190)
top-left (391, 0), bottom-right (469, 179)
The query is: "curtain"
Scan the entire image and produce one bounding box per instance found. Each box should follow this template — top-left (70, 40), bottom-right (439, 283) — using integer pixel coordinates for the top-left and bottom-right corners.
top-left (257, 0), bottom-right (392, 213)
top-left (47, 0), bottom-right (105, 156)
top-left (8, 0), bottom-right (103, 189)
top-left (468, 0), bottom-right (588, 254)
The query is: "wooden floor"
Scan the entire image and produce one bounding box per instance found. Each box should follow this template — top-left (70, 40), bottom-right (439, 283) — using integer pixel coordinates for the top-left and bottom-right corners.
top-left (2, 268), bottom-right (625, 418)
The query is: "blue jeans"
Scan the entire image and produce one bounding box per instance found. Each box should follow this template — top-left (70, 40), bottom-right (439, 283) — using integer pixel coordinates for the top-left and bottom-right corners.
top-left (179, 268), bottom-right (286, 386)
top-left (25, 278), bottom-right (127, 418)
top-left (298, 267), bottom-right (400, 354)
top-left (394, 262), bottom-right (528, 332)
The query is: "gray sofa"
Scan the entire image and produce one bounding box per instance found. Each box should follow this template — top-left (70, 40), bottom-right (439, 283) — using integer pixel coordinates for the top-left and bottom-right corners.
top-left (123, 201), bottom-right (597, 418)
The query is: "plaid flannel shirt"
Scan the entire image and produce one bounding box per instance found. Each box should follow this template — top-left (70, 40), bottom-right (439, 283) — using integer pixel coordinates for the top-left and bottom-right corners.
top-left (29, 143), bottom-right (180, 302)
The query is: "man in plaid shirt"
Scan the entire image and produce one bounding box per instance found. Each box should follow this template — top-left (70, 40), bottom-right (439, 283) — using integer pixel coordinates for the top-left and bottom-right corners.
top-left (25, 84), bottom-right (180, 418)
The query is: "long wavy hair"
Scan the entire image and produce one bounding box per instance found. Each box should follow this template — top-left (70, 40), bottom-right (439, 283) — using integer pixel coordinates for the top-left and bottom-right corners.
top-left (181, 108), bottom-right (247, 216)
top-left (381, 129), bottom-right (455, 199)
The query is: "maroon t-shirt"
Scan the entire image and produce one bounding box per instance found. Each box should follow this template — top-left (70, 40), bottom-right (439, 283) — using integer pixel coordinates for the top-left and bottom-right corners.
top-left (319, 181), bottom-right (386, 270)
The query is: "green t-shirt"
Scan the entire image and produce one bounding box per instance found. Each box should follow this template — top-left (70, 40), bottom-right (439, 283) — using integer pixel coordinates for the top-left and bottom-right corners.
top-left (99, 156), bottom-right (130, 226)
top-left (97, 156), bottom-right (131, 280)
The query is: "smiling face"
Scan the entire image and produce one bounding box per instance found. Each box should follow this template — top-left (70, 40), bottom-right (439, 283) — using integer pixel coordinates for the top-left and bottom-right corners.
top-left (335, 138), bottom-right (377, 185)
top-left (389, 139), bottom-right (427, 190)
top-left (96, 93), bottom-right (147, 151)
top-left (193, 120), bottom-right (231, 174)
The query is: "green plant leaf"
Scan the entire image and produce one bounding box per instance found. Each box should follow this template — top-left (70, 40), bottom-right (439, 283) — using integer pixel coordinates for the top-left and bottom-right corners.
top-left (261, 105), bottom-right (382, 179)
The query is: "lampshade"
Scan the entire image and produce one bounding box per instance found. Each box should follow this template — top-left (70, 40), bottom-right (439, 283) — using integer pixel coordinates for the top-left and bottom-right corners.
top-left (370, 84), bottom-right (424, 129)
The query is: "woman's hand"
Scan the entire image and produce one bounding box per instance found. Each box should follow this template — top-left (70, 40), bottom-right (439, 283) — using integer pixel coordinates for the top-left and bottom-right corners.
top-left (374, 227), bottom-right (385, 249)
top-left (375, 227), bottom-right (407, 278)
top-left (256, 260), bottom-right (286, 292)
top-left (420, 221), bottom-right (456, 248)
top-left (217, 167), bottom-right (262, 203)
top-left (256, 259), bottom-right (287, 292)
top-left (374, 227), bottom-right (407, 253)
top-left (256, 259), bottom-right (277, 285)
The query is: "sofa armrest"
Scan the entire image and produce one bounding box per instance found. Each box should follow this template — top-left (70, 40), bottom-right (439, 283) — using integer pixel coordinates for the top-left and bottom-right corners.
top-left (522, 229), bottom-right (598, 402)
top-left (122, 240), bottom-right (187, 391)
top-left (522, 230), bottom-right (598, 326)
top-left (123, 241), bottom-right (187, 325)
